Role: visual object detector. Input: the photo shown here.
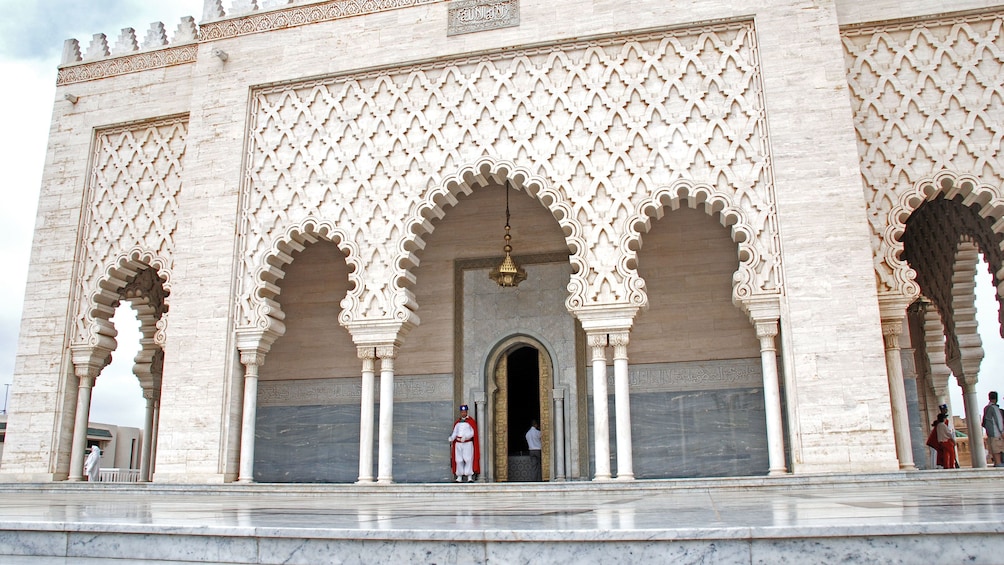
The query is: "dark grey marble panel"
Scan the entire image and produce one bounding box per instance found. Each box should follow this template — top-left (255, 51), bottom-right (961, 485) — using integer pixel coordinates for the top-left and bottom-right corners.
top-left (590, 388), bottom-right (769, 478)
top-left (255, 404), bottom-right (362, 483)
top-left (255, 401), bottom-right (454, 483)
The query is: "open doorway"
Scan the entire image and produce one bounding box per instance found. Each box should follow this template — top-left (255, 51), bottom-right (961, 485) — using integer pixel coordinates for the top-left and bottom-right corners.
top-left (490, 342), bottom-right (552, 482)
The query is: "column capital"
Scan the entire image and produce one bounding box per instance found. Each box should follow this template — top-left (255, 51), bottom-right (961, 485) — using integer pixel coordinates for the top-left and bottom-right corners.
top-left (236, 327), bottom-right (280, 366)
top-left (754, 319), bottom-right (778, 340)
top-left (608, 330), bottom-right (630, 348)
top-left (375, 344), bottom-right (398, 359)
top-left (70, 344), bottom-right (112, 380)
top-left (356, 346), bottom-right (377, 360)
top-left (587, 332), bottom-right (608, 349)
top-left (240, 351), bottom-right (267, 367)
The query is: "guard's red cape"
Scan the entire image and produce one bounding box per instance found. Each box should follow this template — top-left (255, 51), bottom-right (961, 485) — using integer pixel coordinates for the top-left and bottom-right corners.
top-left (449, 416), bottom-right (481, 474)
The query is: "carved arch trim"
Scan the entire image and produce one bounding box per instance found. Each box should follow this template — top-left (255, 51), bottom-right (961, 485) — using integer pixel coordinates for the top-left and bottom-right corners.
top-left (74, 247), bottom-right (173, 354)
top-left (883, 170), bottom-right (1004, 302)
top-left (388, 158), bottom-right (578, 322)
top-left (627, 179), bottom-right (778, 312)
top-left (243, 217), bottom-right (357, 337)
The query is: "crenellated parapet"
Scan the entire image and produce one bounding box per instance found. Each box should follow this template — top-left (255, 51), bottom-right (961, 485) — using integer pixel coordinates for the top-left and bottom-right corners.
top-left (57, 17), bottom-right (200, 85)
top-left (56, 0), bottom-right (441, 85)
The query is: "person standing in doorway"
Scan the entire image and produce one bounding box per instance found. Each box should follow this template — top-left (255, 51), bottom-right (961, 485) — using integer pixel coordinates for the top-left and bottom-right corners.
top-left (526, 419), bottom-right (542, 481)
top-left (449, 404), bottom-right (480, 482)
top-left (84, 445), bottom-right (101, 482)
top-left (982, 391), bottom-right (1003, 467)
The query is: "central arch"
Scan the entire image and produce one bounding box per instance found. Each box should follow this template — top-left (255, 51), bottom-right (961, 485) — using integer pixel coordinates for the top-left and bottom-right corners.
top-left (485, 336), bottom-right (555, 482)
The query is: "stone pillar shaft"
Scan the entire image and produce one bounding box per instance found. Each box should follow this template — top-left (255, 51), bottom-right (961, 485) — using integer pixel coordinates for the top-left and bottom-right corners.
top-left (755, 319), bottom-right (787, 475)
top-left (611, 332), bottom-right (634, 481)
top-left (377, 347), bottom-right (397, 484)
top-left (68, 372), bottom-right (96, 482)
top-left (589, 334), bottom-right (611, 481)
top-left (552, 388), bottom-right (566, 481)
top-left (882, 319), bottom-right (916, 470)
top-left (139, 395), bottom-right (156, 481)
top-left (237, 353), bottom-right (263, 483)
top-left (961, 381), bottom-right (987, 468)
top-left (357, 351), bottom-right (376, 483)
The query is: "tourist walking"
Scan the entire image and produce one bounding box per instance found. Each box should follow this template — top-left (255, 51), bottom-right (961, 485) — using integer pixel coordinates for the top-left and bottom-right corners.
top-left (982, 391), bottom-right (1003, 467)
top-left (84, 445), bottom-right (101, 482)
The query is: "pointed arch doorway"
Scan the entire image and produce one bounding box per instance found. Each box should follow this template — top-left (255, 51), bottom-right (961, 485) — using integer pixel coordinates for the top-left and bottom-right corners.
top-left (489, 339), bottom-right (553, 482)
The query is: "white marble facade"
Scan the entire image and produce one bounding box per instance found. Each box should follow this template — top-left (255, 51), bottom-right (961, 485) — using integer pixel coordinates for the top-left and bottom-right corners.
top-left (3, 0), bottom-right (1004, 484)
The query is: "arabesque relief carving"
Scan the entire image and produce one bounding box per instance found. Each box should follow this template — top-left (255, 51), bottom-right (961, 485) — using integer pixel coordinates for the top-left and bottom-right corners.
top-left (842, 11), bottom-right (1004, 303)
top-left (71, 116), bottom-right (185, 349)
top-left (238, 20), bottom-right (780, 334)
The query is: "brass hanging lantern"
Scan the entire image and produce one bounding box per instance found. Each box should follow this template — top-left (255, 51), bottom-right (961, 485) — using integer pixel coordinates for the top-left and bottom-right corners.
top-left (488, 179), bottom-right (527, 287)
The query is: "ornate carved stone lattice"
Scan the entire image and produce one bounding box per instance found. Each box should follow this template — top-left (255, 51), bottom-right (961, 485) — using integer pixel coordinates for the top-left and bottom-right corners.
top-left (842, 11), bottom-right (1004, 304)
top-left (238, 20), bottom-right (780, 334)
top-left (72, 116), bottom-right (185, 350)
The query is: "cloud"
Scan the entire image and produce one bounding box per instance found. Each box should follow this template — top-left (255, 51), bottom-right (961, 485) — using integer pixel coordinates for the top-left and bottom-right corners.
top-left (0, 0), bottom-right (155, 61)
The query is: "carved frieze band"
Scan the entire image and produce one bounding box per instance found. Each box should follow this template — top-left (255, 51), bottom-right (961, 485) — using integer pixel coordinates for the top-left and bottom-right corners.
top-left (56, 45), bottom-right (198, 85)
top-left (201, 0), bottom-right (440, 40)
top-left (587, 358), bottom-right (763, 394)
top-left (447, 0), bottom-right (519, 36)
top-left (257, 373), bottom-right (453, 406)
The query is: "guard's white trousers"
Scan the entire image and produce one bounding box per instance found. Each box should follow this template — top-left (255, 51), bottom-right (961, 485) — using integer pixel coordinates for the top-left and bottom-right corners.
top-left (454, 442), bottom-right (474, 476)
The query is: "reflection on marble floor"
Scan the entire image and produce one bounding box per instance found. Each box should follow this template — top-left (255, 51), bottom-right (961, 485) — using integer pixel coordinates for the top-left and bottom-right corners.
top-left (0, 471), bottom-right (1002, 564)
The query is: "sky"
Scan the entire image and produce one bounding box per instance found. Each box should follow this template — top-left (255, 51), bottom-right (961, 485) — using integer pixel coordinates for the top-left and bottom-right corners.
top-left (0, 1), bottom-right (1001, 432)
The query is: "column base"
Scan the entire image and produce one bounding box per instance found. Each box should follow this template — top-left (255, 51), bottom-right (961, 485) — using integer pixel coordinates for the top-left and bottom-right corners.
top-left (613, 474), bottom-right (635, 481)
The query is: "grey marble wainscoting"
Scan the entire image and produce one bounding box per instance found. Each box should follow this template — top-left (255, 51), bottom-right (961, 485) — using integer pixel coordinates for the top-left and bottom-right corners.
top-left (589, 358), bottom-right (769, 479)
top-left (255, 403), bottom-right (362, 483)
top-left (254, 375), bottom-right (453, 483)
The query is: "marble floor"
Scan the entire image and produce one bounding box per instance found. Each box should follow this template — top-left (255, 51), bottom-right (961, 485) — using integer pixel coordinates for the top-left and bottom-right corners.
top-left (0, 469), bottom-right (1002, 564)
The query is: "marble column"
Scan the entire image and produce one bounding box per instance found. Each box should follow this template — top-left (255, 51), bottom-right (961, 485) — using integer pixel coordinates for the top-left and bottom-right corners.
top-left (68, 345), bottom-right (110, 482)
top-left (474, 391), bottom-right (486, 479)
top-left (755, 319), bottom-right (787, 475)
top-left (150, 399), bottom-right (160, 477)
top-left (960, 379), bottom-right (987, 468)
top-left (139, 394), bottom-right (156, 482)
top-left (610, 331), bottom-right (634, 481)
top-left (356, 348), bottom-right (376, 483)
top-left (237, 350), bottom-right (265, 483)
top-left (68, 370), bottom-right (97, 482)
top-left (589, 333), bottom-right (612, 481)
top-left (881, 319), bottom-right (916, 470)
top-left (376, 345), bottom-right (397, 484)
top-left (552, 388), bottom-right (566, 481)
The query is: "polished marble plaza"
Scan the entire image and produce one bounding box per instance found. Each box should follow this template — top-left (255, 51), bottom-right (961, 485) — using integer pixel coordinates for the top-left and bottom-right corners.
top-left (0, 470), bottom-right (1002, 564)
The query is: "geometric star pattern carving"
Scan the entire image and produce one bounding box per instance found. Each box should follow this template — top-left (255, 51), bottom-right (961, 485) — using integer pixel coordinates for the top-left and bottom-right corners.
top-left (842, 10), bottom-right (1004, 302)
top-left (239, 20), bottom-right (780, 333)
